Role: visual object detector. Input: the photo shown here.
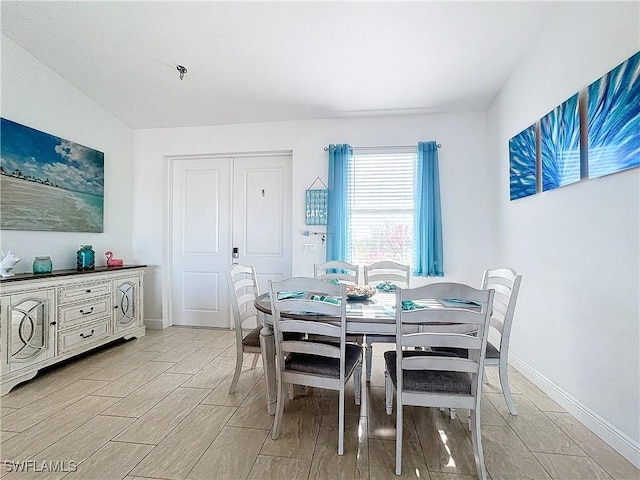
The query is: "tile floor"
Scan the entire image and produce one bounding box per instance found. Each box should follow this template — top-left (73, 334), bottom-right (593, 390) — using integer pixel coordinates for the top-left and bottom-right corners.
top-left (0, 326), bottom-right (638, 480)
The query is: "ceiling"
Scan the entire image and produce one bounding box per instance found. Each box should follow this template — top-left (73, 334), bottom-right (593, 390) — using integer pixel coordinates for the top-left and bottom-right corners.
top-left (1, 1), bottom-right (557, 129)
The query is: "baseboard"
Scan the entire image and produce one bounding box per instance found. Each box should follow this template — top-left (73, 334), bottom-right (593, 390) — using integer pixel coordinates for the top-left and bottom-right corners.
top-left (509, 352), bottom-right (640, 468)
top-left (144, 318), bottom-right (168, 330)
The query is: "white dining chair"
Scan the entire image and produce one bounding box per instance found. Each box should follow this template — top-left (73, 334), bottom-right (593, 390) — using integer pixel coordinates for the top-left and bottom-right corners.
top-left (482, 268), bottom-right (522, 414)
top-left (269, 277), bottom-right (362, 455)
top-left (384, 282), bottom-right (494, 478)
top-left (226, 264), bottom-right (262, 394)
top-left (432, 268), bottom-right (522, 415)
top-left (362, 261), bottom-right (410, 381)
top-left (314, 260), bottom-right (360, 284)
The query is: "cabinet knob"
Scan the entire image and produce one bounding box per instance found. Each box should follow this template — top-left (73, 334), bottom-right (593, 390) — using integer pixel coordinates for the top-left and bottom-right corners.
top-left (51, 321), bottom-right (57, 325)
top-left (86, 289), bottom-right (91, 293)
top-left (114, 305), bottom-right (119, 309)
top-left (79, 307), bottom-right (94, 315)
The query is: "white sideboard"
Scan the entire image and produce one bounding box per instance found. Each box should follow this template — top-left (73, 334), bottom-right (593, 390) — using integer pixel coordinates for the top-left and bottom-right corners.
top-left (0, 265), bottom-right (146, 396)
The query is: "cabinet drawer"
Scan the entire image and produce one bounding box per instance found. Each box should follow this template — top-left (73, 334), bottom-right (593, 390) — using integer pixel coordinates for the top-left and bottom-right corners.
top-left (58, 282), bottom-right (111, 304)
top-left (57, 319), bottom-right (109, 355)
top-left (58, 296), bottom-right (111, 329)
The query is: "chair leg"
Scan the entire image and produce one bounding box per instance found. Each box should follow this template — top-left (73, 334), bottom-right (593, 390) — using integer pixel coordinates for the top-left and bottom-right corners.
top-left (272, 378), bottom-right (286, 440)
top-left (395, 403), bottom-right (403, 475)
top-left (499, 361), bottom-right (518, 415)
top-left (250, 352), bottom-right (260, 369)
top-left (365, 339), bottom-right (373, 382)
top-left (469, 408), bottom-right (487, 480)
top-left (354, 363), bottom-right (362, 406)
top-left (338, 387), bottom-right (345, 455)
top-left (228, 351), bottom-right (244, 394)
top-left (385, 371), bottom-right (393, 415)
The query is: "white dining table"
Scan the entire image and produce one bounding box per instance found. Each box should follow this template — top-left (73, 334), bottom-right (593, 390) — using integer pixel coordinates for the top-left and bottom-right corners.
top-left (254, 291), bottom-right (476, 415)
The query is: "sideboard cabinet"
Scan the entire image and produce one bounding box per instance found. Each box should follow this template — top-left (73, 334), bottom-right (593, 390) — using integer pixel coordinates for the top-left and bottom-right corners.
top-left (0, 266), bottom-right (145, 395)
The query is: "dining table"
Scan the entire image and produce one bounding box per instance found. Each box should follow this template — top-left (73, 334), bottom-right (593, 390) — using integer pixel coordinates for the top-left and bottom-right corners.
top-left (254, 290), bottom-right (478, 415)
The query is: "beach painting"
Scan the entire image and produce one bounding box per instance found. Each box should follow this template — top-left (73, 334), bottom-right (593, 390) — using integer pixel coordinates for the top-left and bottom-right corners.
top-left (540, 93), bottom-right (581, 192)
top-left (0, 118), bottom-right (104, 232)
top-left (587, 51), bottom-right (640, 179)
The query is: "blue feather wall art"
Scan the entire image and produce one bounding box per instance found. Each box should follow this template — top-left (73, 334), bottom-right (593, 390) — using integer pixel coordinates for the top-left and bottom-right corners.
top-left (509, 123), bottom-right (537, 200)
top-left (587, 51), bottom-right (640, 179)
top-left (540, 93), bottom-right (581, 192)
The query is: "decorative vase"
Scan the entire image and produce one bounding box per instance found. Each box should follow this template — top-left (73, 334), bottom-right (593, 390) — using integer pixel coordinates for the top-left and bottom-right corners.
top-left (33, 256), bottom-right (53, 274)
top-left (76, 245), bottom-right (95, 271)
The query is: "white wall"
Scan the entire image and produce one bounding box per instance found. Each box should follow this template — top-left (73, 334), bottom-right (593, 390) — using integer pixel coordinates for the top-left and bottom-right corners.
top-left (132, 113), bottom-right (491, 321)
top-left (487, 2), bottom-right (639, 464)
top-left (0, 36), bottom-right (135, 271)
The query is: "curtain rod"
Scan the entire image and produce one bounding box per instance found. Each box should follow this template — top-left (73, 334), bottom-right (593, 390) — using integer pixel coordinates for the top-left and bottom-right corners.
top-left (323, 143), bottom-right (441, 151)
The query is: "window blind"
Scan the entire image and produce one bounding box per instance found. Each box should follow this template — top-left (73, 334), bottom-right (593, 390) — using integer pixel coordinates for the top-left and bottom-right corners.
top-left (347, 152), bottom-right (416, 266)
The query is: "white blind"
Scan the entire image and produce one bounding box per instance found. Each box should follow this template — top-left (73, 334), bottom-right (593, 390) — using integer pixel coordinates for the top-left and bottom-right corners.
top-left (347, 152), bottom-right (416, 266)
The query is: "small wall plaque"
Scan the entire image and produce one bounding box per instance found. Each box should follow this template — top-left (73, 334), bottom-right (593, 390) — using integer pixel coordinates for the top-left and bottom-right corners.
top-left (305, 177), bottom-right (327, 226)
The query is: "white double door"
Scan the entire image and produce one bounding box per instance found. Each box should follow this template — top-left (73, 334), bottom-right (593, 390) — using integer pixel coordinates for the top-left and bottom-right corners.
top-left (171, 153), bottom-right (292, 327)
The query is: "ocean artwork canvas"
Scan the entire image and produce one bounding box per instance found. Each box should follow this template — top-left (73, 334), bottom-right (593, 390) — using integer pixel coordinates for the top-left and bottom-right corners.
top-left (509, 123), bottom-right (537, 200)
top-left (587, 51), bottom-right (640, 179)
top-left (0, 118), bottom-right (104, 232)
top-left (540, 93), bottom-right (581, 192)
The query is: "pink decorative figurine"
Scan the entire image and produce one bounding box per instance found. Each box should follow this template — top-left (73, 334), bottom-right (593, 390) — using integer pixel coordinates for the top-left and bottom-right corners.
top-left (105, 251), bottom-right (124, 267)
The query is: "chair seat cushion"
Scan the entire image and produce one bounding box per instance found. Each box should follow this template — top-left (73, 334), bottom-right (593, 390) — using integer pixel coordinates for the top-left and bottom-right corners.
top-left (384, 350), bottom-right (471, 395)
top-left (486, 342), bottom-right (500, 359)
top-left (242, 326), bottom-right (263, 347)
top-left (285, 343), bottom-right (362, 378)
top-left (243, 328), bottom-right (302, 348)
top-left (432, 341), bottom-right (501, 359)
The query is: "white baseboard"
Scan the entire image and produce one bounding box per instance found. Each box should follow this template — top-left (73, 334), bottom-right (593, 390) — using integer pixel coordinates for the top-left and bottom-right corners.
top-left (509, 352), bottom-right (640, 469)
top-left (144, 318), bottom-right (169, 330)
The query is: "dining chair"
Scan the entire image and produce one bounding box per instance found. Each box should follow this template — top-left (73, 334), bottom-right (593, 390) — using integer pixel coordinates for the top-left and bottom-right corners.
top-left (362, 261), bottom-right (410, 381)
top-left (269, 277), bottom-right (362, 455)
top-left (433, 268), bottom-right (522, 415)
top-left (314, 260), bottom-right (360, 284)
top-left (226, 263), bottom-right (262, 394)
top-left (481, 268), bottom-right (522, 415)
top-left (384, 282), bottom-right (494, 478)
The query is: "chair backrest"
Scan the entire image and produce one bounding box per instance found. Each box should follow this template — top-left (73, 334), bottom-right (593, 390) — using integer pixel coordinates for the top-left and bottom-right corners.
top-left (227, 264), bottom-right (261, 332)
top-left (269, 277), bottom-right (347, 374)
top-left (314, 261), bottom-right (360, 284)
top-left (395, 282), bottom-right (494, 408)
top-left (363, 261), bottom-right (410, 287)
top-left (482, 268), bottom-right (522, 353)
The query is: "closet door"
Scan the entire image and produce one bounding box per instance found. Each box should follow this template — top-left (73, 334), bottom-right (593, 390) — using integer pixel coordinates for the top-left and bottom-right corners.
top-left (170, 154), bottom-right (291, 328)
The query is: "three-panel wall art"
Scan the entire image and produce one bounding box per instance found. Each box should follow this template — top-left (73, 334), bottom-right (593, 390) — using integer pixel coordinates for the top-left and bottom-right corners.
top-left (510, 51), bottom-right (639, 200)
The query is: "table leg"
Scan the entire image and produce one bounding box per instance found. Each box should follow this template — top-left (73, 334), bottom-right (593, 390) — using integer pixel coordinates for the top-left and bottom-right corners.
top-left (260, 319), bottom-right (277, 415)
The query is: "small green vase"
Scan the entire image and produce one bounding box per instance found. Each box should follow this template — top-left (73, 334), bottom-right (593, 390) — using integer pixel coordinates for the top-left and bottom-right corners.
top-left (76, 245), bottom-right (95, 271)
top-left (33, 256), bottom-right (53, 274)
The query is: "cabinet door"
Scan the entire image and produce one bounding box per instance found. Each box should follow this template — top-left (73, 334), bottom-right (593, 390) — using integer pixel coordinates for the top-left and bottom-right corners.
top-left (113, 277), bottom-right (140, 333)
top-left (3, 289), bottom-right (56, 372)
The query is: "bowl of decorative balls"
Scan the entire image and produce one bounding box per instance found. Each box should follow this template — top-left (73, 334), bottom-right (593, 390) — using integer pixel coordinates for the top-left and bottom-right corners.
top-left (346, 284), bottom-right (377, 301)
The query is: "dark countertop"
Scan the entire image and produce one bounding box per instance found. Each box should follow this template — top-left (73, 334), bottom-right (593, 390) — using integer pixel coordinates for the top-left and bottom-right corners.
top-left (0, 265), bottom-right (147, 284)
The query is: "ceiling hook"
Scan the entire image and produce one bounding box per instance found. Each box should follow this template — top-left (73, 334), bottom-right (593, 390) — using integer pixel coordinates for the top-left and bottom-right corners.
top-left (176, 65), bottom-right (188, 80)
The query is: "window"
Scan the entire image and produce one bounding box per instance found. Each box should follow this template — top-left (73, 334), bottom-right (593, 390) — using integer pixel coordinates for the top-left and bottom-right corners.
top-left (347, 150), bottom-right (417, 267)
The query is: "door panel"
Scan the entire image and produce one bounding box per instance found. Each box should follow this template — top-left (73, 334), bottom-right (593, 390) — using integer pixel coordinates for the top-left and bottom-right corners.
top-left (233, 155), bottom-right (292, 295)
top-left (171, 153), bottom-right (291, 327)
top-left (172, 158), bottom-right (231, 327)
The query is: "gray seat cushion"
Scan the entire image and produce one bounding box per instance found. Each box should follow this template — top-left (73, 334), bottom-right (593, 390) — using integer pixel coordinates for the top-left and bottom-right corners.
top-left (285, 343), bottom-right (362, 378)
top-left (384, 350), bottom-right (471, 395)
top-left (242, 326), bottom-right (262, 347)
top-left (243, 328), bottom-right (303, 348)
top-left (432, 341), bottom-right (500, 359)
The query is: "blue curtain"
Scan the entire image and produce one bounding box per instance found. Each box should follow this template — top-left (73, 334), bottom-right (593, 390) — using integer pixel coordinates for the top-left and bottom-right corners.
top-left (414, 141), bottom-right (444, 276)
top-left (326, 144), bottom-right (352, 262)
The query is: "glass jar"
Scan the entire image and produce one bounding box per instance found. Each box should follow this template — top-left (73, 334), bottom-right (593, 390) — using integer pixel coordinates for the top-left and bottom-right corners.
top-left (33, 256), bottom-right (53, 274)
top-left (76, 245), bottom-right (95, 271)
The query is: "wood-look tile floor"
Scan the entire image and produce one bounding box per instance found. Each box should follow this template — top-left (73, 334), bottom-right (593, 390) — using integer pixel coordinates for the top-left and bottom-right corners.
top-left (1, 326), bottom-right (638, 480)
